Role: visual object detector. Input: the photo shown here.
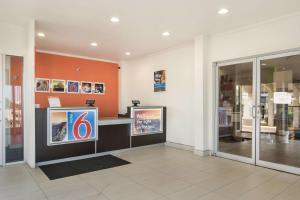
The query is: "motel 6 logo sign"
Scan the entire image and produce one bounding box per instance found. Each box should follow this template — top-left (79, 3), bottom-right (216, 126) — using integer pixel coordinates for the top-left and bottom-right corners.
top-left (67, 111), bottom-right (96, 141)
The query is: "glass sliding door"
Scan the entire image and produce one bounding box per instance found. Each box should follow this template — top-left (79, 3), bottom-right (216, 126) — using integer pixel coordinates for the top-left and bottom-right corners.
top-left (257, 51), bottom-right (300, 173)
top-left (0, 55), bottom-right (3, 166)
top-left (4, 55), bottom-right (24, 163)
top-left (216, 59), bottom-right (256, 163)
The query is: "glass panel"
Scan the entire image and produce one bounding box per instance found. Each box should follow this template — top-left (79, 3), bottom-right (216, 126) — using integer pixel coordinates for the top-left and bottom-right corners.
top-left (4, 55), bottom-right (23, 163)
top-left (0, 56), bottom-right (2, 165)
top-left (260, 54), bottom-right (300, 168)
top-left (218, 62), bottom-right (253, 158)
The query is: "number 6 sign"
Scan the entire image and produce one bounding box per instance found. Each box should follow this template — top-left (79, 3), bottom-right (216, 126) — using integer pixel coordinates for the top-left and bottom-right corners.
top-left (48, 108), bottom-right (98, 145)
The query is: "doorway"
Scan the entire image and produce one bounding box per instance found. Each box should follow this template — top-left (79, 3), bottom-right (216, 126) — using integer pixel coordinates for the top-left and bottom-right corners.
top-left (216, 59), bottom-right (256, 164)
top-left (216, 50), bottom-right (300, 174)
top-left (0, 55), bottom-right (24, 166)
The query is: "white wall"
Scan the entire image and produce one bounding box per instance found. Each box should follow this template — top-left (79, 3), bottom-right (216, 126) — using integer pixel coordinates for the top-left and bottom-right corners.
top-left (121, 12), bottom-right (300, 153)
top-left (0, 22), bottom-right (27, 56)
top-left (0, 21), bottom-right (35, 167)
top-left (204, 12), bottom-right (300, 150)
top-left (23, 20), bottom-right (36, 168)
top-left (120, 42), bottom-right (195, 146)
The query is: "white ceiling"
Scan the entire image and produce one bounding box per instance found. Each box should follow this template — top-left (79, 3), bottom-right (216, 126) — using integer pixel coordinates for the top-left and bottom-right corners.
top-left (1, 0), bottom-right (300, 62)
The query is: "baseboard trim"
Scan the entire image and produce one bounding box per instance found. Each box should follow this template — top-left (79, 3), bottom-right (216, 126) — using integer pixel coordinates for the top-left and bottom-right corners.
top-left (194, 149), bottom-right (212, 156)
top-left (165, 142), bottom-right (194, 151)
top-left (165, 142), bottom-right (212, 157)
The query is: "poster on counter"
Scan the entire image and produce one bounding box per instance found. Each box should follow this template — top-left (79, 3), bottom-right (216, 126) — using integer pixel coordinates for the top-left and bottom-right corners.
top-left (154, 70), bottom-right (166, 92)
top-left (48, 108), bottom-right (97, 145)
top-left (132, 108), bottom-right (163, 135)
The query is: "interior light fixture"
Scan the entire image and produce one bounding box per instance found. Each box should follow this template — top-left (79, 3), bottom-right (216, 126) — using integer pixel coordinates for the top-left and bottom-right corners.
top-left (37, 32), bottom-right (45, 37)
top-left (110, 17), bottom-right (120, 23)
top-left (261, 63), bottom-right (267, 66)
top-left (218, 8), bottom-right (229, 15)
top-left (125, 52), bottom-right (131, 56)
top-left (90, 42), bottom-right (98, 47)
top-left (162, 31), bottom-right (170, 37)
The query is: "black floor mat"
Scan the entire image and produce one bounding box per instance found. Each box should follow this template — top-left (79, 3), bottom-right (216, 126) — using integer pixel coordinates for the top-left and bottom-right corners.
top-left (39, 155), bottom-right (130, 180)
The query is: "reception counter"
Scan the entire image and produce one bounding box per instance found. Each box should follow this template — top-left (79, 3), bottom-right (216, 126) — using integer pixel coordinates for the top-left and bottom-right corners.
top-left (97, 117), bottom-right (133, 153)
top-left (35, 106), bottom-right (166, 164)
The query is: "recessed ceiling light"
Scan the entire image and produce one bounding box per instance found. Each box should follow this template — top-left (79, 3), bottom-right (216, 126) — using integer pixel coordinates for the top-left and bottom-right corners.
top-left (218, 8), bottom-right (229, 15)
top-left (125, 52), bottom-right (131, 56)
top-left (90, 42), bottom-right (98, 47)
top-left (162, 31), bottom-right (170, 37)
top-left (37, 32), bottom-right (45, 37)
top-left (110, 17), bottom-right (120, 23)
top-left (261, 63), bottom-right (267, 66)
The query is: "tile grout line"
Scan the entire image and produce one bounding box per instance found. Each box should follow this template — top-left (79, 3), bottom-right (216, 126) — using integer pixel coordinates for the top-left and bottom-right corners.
top-left (269, 176), bottom-right (300, 200)
top-left (77, 172), bottom-right (113, 200)
top-left (23, 164), bottom-right (50, 200)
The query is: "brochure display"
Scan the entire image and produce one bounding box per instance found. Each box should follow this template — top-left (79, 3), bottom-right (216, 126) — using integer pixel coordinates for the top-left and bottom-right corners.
top-left (47, 107), bottom-right (98, 145)
top-left (131, 107), bottom-right (164, 136)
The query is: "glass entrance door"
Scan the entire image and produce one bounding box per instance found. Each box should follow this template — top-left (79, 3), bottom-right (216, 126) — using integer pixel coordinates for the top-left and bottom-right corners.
top-left (0, 55), bottom-right (3, 166)
top-left (256, 51), bottom-right (300, 174)
top-left (216, 59), bottom-right (256, 164)
top-left (4, 55), bottom-right (24, 164)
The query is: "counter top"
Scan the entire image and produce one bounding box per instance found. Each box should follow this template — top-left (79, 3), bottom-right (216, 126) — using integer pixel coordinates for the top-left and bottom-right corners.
top-left (98, 117), bottom-right (134, 126)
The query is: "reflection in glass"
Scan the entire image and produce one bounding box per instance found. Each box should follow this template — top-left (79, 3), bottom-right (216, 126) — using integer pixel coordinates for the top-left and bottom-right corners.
top-left (218, 62), bottom-right (253, 158)
top-left (260, 54), bottom-right (300, 168)
top-left (5, 55), bottom-right (23, 163)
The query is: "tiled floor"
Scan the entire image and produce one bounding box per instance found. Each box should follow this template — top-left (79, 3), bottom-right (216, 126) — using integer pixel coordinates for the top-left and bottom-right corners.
top-left (1, 145), bottom-right (300, 200)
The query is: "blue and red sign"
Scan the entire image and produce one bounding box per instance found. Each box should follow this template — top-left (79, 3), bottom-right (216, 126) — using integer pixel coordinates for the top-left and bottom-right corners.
top-left (49, 108), bottom-right (97, 145)
top-left (67, 111), bottom-right (96, 141)
top-left (67, 81), bottom-right (79, 93)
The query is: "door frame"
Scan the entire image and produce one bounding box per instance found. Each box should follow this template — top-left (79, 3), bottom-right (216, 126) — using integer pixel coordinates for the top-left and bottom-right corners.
top-left (214, 58), bottom-right (257, 165)
top-left (256, 50), bottom-right (300, 175)
top-left (1, 54), bottom-right (25, 166)
top-left (0, 55), bottom-right (3, 166)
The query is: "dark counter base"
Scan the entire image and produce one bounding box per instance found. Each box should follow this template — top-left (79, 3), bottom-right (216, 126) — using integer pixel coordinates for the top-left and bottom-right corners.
top-left (131, 133), bottom-right (166, 147)
top-left (97, 124), bottom-right (130, 153)
top-left (35, 109), bottom-right (95, 163)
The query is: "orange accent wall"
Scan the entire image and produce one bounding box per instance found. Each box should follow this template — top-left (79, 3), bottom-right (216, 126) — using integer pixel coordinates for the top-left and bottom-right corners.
top-left (35, 52), bottom-right (119, 117)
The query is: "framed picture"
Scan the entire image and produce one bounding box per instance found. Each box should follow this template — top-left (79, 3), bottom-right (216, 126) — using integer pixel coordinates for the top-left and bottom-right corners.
top-left (154, 70), bottom-right (166, 92)
top-left (35, 78), bottom-right (50, 92)
top-left (67, 80), bottom-right (79, 94)
top-left (81, 81), bottom-right (92, 94)
top-left (94, 82), bottom-right (105, 94)
top-left (51, 79), bottom-right (66, 93)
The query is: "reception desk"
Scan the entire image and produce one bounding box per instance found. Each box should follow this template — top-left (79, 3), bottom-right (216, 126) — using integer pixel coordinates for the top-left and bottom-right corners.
top-left (97, 117), bottom-right (133, 153)
top-left (128, 106), bottom-right (166, 147)
top-left (35, 106), bottom-right (166, 164)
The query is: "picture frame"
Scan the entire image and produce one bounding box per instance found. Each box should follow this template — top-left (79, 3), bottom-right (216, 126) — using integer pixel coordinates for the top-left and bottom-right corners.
top-left (81, 81), bottom-right (92, 94)
top-left (154, 70), bottom-right (166, 92)
top-left (51, 79), bottom-right (66, 93)
top-left (35, 78), bottom-right (50, 93)
top-left (67, 80), bottom-right (80, 94)
top-left (94, 82), bottom-right (105, 94)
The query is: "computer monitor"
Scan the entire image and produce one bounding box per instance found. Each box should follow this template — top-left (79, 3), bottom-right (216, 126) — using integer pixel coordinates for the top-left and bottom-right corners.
top-left (86, 100), bottom-right (95, 107)
top-left (132, 100), bottom-right (140, 107)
